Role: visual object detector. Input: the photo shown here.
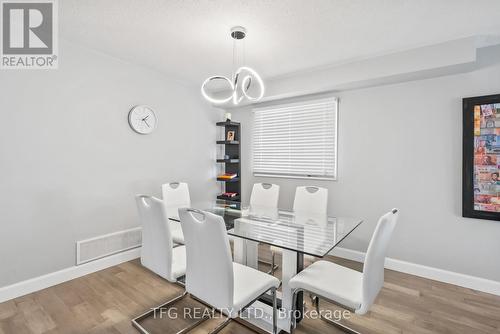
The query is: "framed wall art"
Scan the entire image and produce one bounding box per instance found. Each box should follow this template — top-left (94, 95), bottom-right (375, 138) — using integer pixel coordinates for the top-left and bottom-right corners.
top-left (463, 94), bottom-right (500, 221)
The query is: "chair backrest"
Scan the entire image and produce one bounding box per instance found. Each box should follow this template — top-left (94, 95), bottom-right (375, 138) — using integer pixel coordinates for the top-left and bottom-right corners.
top-left (359, 209), bottom-right (399, 314)
top-left (135, 195), bottom-right (175, 281)
top-left (249, 183), bottom-right (280, 208)
top-left (179, 208), bottom-right (234, 310)
top-left (162, 182), bottom-right (191, 218)
top-left (293, 186), bottom-right (328, 214)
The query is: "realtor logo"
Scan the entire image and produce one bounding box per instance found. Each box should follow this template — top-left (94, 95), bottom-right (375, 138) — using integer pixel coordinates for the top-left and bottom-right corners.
top-left (1, 0), bottom-right (58, 69)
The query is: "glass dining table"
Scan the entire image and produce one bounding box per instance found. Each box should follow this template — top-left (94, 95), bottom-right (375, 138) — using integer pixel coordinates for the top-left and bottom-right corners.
top-left (169, 200), bottom-right (363, 333)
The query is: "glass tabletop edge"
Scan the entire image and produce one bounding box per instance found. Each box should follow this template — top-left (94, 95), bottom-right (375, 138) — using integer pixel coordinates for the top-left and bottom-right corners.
top-left (321, 219), bottom-right (364, 257)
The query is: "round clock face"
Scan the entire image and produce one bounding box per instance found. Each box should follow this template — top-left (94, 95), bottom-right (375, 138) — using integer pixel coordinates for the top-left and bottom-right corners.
top-left (128, 105), bottom-right (157, 134)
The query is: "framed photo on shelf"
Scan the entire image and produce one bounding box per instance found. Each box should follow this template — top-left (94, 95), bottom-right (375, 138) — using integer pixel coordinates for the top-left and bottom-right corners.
top-left (227, 131), bottom-right (235, 141)
top-left (463, 94), bottom-right (500, 221)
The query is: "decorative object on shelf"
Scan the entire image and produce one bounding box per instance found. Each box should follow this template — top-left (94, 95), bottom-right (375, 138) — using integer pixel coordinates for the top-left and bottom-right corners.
top-left (227, 131), bottom-right (235, 141)
top-left (128, 105), bottom-right (157, 135)
top-left (221, 192), bottom-right (238, 198)
top-left (217, 173), bottom-right (238, 180)
top-left (463, 93), bottom-right (500, 221)
top-left (201, 26), bottom-right (264, 105)
top-left (217, 192), bottom-right (240, 202)
top-left (225, 112), bottom-right (232, 121)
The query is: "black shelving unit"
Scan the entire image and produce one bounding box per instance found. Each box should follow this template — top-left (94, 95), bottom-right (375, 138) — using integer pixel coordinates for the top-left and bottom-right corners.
top-left (216, 121), bottom-right (241, 203)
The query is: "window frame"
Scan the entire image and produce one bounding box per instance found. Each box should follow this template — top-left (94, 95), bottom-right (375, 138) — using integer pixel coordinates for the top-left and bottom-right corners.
top-left (251, 96), bottom-right (339, 181)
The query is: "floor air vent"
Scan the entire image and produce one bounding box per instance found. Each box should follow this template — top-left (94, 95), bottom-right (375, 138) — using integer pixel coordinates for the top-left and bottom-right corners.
top-left (76, 227), bottom-right (142, 265)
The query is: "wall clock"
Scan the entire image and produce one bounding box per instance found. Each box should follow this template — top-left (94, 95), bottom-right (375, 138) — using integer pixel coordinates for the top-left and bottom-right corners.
top-left (128, 105), bottom-right (158, 134)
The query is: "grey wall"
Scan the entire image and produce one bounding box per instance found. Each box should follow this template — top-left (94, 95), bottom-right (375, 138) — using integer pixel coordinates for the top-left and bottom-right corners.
top-left (232, 62), bottom-right (500, 282)
top-left (0, 42), bottom-right (220, 287)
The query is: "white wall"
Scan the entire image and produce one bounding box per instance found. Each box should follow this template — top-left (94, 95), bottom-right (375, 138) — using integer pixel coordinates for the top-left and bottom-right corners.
top-left (0, 41), bottom-right (220, 287)
top-left (232, 61), bottom-right (500, 282)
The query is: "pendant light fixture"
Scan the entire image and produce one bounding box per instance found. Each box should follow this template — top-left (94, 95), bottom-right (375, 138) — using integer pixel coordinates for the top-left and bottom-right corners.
top-left (201, 26), bottom-right (264, 105)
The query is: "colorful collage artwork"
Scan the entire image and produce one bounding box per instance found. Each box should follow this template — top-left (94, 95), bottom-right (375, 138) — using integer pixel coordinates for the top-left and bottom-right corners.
top-left (473, 103), bottom-right (500, 212)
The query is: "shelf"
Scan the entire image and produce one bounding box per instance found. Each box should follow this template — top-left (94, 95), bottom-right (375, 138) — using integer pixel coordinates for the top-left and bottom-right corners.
top-left (216, 121), bottom-right (240, 127)
top-left (217, 195), bottom-right (241, 202)
top-left (217, 177), bottom-right (240, 182)
top-left (215, 200), bottom-right (241, 210)
top-left (216, 159), bottom-right (240, 163)
top-left (216, 140), bottom-right (239, 145)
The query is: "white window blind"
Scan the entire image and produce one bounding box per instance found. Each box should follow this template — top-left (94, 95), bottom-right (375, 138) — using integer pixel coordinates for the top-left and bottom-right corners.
top-left (253, 97), bottom-right (338, 180)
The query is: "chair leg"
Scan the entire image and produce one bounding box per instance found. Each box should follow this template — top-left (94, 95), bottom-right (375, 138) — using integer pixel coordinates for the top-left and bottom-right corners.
top-left (310, 293), bottom-right (317, 304)
top-left (176, 315), bottom-right (211, 334)
top-left (258, 251), bottom-right (279, 275)
top-left (271, 252), bottom-right (276, 275)
top-left (314, 296), bottom-right (361, 334)
top-left (272, 287), bottom-right (277, 334)
top-left (312, 294), bottom-right (319, 308)
top-left (208, 317), bottom-right (232, 334)
top-left (132, 291), bottom-right (187, 333)
top-left (132, 291), bottom-right (212, 334)
top-left (290, 288), bottom-right (302, 334)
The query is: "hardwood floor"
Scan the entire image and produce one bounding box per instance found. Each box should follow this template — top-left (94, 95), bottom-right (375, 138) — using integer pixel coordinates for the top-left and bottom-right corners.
top-left (1, 247), bottom-right (499, 334)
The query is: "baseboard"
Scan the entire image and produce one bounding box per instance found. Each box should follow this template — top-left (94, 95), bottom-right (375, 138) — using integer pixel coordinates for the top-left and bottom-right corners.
top-left (330, 247), bottom-right (500, 296)
top-left (1, 245), bottom-right (499, 304)
top-left (0, 248), bottom-right (141, 303)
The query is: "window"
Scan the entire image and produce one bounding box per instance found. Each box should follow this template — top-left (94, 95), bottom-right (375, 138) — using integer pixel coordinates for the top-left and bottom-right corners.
top-left (252, 97), bottom-right (338, 180)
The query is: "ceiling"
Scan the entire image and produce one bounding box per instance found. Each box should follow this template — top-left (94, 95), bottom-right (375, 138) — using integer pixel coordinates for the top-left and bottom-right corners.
top-left (60, 0), bottom-right (500, 85)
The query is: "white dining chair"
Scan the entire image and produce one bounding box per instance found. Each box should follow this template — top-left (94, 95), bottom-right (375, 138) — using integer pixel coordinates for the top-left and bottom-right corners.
top-left (268, 186), bottom-right (328, 275)
top-left (132, 196), bottom-right (192, 333)
top-left (293, 186), bottom-right (328, 214)
top-left (289, 209), bottom-right (399, 334)
top-left (179, 208), bottom-right (281, 334)
top-left (162, 181), bottom-right (191, 245)
top-left (250, 183), bottom-right (281, 273)
top-left (250, 182), bottom-right (280, 208)
top-left (134, 195), bottom-right (186, 282)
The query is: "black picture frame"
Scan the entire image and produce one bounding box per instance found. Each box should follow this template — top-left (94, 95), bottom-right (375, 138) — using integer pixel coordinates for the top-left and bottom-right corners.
top-left (463, 93), bottom-right (500, 221)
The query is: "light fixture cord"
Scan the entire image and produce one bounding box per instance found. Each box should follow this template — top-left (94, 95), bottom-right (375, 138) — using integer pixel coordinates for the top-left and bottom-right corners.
top-left (232, 37), bottom-right (236, 81)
